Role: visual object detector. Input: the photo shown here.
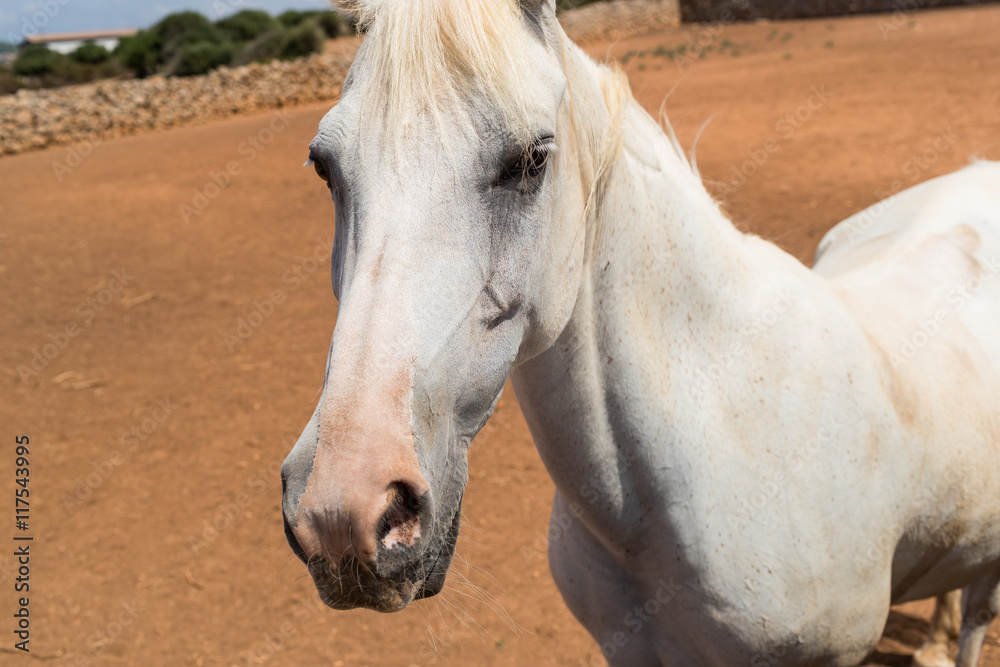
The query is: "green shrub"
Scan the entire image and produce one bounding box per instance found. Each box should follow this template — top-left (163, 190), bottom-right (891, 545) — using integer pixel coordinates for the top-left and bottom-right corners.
top-left (315, 11), bottom-right (344, 38)
top-left (70, 41), bottom-right (111, 64)
top-left (0, 65), bottom-right (20, 95)
top-left (161, 24), bottom-right (226, 64)
top-left (556, 0), bottom-right (603, 10)
top-left (50, 57), bottom-right (93, 84)
top-left (115, 30), bottom-right (160, 77)
top-left (13, 44), bottom-right (63, 77)
top-left (172, 41), bottom-right (236, 77)
top-left (235, 28), bottom-right (287, 65)
top-left (277, 9), bottom-right (310, 27)
top-left (236, 18), bottom-right (324, 66)
top-left (151, 11), bottom-right (213, 46)
top-left (279, 19), bottom-right (324, 60)
top-left (2, 40), bottom-right (131, 92)
top-left (93, 59), bottom-right (130, 79)
top-left (216, 9), bottom-right (277, 42)
top-left (279, 9), bottom-right (355, 35)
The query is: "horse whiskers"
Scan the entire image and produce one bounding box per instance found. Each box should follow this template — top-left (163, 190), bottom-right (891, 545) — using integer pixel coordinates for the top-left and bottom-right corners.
top-left (443, 571), bottom-right (522, 637)
top-left (420, 609), bottom-right (456, 656)
top-left (412, 550), bottom-right (523, 642)
top-left (437, 595), bottom-right (483, 641)
top-left (451, 552), bottom-right (511, 595)
top-left (434, 588), bottom-right (515, 651)
top-left (425, 596), bottom-right (470, 651)
top-left (291, 571), bottom-right (313, 585)
top-left (273, 551), bottom-right (308, 588)
top-left (451, 534), bottom-right (491, 552)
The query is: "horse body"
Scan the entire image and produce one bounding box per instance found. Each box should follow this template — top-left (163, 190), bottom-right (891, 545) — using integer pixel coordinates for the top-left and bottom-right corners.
top-left (819, 165), bottom-right (1000, 606)
top-left (514, 79), bottom-right (1000, 664)
top-left (281, 1), bottom-right (1000, 663)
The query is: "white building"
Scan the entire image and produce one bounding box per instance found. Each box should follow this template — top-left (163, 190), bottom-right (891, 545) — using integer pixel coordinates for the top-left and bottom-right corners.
top-left (22, 28), bottom-right (138, 55)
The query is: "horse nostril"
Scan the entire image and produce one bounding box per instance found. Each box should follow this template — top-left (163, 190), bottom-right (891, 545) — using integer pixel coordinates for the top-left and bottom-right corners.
top-left (378, 482), bottom-right (426, 551)
top-left (393, 481), bottom-right (425, 522)
top-left (405, 489), bottom-right (421, 515)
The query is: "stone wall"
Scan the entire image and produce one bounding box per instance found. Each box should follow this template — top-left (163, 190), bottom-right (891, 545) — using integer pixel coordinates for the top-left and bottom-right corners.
top-left (12, 0), bottom-right (995, 156)
top-left (679, 0), bottom-right (999, 22)
top-left (0, 52), bottom-right (354, 156)
top-left (0, 0), bottom-right (687, 158)
top-left (559, 0), bottom-right (681, 42)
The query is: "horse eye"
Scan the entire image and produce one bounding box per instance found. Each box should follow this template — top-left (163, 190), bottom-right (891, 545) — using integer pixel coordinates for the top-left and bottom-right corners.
top-left (523, 147), bottom-right (549, 178)
top-left (499, 144), bottom-right (551, 183)
top-left (310, 152), bottom-right (331, 185)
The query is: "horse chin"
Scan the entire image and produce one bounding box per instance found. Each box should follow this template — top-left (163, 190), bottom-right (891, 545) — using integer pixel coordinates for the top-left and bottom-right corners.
top-left (307, 556), bottom-right (421, 612)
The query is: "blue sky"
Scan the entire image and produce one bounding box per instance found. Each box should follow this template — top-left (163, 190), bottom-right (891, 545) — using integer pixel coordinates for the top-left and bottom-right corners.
top-left (1, 0), bottom-right (332, 43)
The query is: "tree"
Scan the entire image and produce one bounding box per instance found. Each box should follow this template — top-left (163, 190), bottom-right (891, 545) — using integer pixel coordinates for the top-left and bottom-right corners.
top-left (71, 41), bottom-right (111, 64)
top-left (216, 10), bottom-right (277, 42)
top-left (13, 44), bottom-right (63, 76)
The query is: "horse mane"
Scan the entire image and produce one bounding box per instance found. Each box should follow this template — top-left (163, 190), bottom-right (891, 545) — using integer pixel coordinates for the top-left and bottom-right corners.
top-left (331, 0), bottom-right (710, 260)
top-left (333, 0), bottom-right (541, 144)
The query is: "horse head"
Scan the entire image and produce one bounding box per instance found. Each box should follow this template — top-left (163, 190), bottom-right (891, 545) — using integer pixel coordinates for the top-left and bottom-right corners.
top-left (280, 0), bottom-right (617, 611)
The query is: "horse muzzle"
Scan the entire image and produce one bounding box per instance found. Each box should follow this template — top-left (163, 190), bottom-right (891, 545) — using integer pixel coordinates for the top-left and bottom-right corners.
top-left (282, 494), bottom-right (462, 612)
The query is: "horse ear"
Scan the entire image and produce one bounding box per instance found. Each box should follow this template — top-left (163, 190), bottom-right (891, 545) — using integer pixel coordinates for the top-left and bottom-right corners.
top-left (521, 0), bottom-right (556, 13)
top-left (520, 0), bottom-right (557, 29)
top-left (334, 1), bottom-right (555, 25)
top-left (329, 0), bottom-right (363, 22)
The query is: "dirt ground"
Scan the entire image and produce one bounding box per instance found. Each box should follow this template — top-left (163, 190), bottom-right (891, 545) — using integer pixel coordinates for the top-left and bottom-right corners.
top-left (1, 5), bottom-right (999, 666)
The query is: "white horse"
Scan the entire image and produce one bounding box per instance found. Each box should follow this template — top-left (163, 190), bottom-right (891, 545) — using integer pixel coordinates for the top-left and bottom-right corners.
top-left (279, 0), bottom-right (1000, 664)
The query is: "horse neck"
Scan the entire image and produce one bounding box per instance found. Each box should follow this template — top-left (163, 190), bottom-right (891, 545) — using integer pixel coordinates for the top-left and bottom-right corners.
top-left (512, 42), bottom-right (801, 528)
top-left (558, 39), bottom-right (759, 347)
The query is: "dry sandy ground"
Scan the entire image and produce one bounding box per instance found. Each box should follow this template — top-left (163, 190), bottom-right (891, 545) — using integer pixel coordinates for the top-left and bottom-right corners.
top-left (1, 5), bottom-right (999, 666)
